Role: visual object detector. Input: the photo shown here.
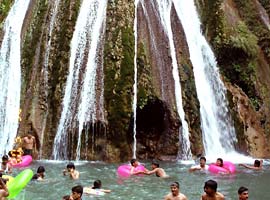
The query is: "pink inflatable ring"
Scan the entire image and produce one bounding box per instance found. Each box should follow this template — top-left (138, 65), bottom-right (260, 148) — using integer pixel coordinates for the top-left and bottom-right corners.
top-left (10, 155), bottom-right (33, 168)
top-left (117, 164), bottom-right (145, 177)
top-left (208, 161), bottom-right (236, 174)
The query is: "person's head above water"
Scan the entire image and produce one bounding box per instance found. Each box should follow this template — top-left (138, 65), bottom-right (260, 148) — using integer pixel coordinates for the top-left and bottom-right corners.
top-left (216, 158), bottom-right (223, 167)
top-left (71, 185), bottom-right (83, 199)
top-left (67, 162), bottom-right (76, 170)
top-left (204, 179), bottom-right (218, 194)
top-left (254, 160), bottom-right (260, 167)
top-left (130, 158), bottom-right (138, 167)
top-left (92, 180), bottom-right (102, 189)
top-left (37, 166), bottom-right (45, 173)
top-left (151, 160), bottom-right (159, 168)
top-left (170, 182), bottom-right (180, 197)
top-left (171, 182), bottom-right (179, 188)
top-left (238, 186), bottom-right (248, 200)
top-left (200, 157), bottom-right (206, 167)
top-left (1, 155), bottom-right (9, 163)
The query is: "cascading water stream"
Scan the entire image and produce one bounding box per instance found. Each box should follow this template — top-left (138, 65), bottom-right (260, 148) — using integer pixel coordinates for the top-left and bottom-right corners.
top-left (39, 0), bottom-right (61, 158)
top-left (140, 0), bottom-right (168, 101)
top-left (0, 0), bottom-right (30, 156)
top-left (76, 0), bottom-right (107, 160)
top-left (52, 0), bottom-right (107, 160)
top-left (132, 0), bottom-right (139, 159)
top-left (155, 0), bottom-right (192, 159)
top-left (173, 0), bottom-right (237, 159)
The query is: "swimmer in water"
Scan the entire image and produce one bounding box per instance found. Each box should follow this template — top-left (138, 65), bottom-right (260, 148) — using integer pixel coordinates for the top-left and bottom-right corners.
top-left (138, 160), bottom-right (168, 177)
top-left (84, 180), bottom-right (111, 195)
top-left (189, 156), bottom-right (209, 172)
top-left (63, 162), bottom-right (80, 180)
top-left (32, 166), bottom-right (45, 181)
top-left (69, 185), bottom-right (83, 200)
top-left (201, 179), bottom-right (224, 200)
top-left (215, 158), bottom-right (230, 173)
top-left (130, 158), bottom-right (144, 175)
top-left (164, 182), bottom-right (187, 200)
top-left (0, 155), bottom-right (12, 174)
top-left (238, 186), bottom-right (248, 200)
top-left (239, 159), bottom-right (263, 170)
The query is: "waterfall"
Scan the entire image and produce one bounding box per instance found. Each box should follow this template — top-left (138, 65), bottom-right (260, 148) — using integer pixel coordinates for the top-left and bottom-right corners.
top-left (173, 0), bottom-right (237, 158)
top-left (52, 0), bottom-right (107, 160)
top-left (132, 0), bottom-right (139, 159)
top-left (155, 0), bottom-right (192, 159)
top-left (139, 0), bottom-right (168, 101)
top-left (0, 0), bottom-right (30, 156)
top-left (39, 0), bottom-right (61, 158)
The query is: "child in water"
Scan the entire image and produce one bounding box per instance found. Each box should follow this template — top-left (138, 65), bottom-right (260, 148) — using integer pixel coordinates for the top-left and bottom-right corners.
top-left (32, 166), bottom-right (45, 181)
top-left (63, 163), bottom-right (80, 180)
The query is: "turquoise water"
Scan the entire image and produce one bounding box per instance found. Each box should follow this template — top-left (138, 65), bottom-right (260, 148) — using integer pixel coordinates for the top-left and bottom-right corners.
top-left (11, 160), bottom-right (270, 199)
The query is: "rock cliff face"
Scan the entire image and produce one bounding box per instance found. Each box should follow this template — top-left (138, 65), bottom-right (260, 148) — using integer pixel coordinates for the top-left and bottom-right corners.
top-left (0, 0), bottom-right (269, 160)
top-left (196, 0), bottom-right (270, 157)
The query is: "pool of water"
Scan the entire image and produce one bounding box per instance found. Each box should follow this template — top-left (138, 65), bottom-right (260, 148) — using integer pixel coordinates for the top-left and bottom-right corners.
top-left (12, 160), bottom-right (270, 199)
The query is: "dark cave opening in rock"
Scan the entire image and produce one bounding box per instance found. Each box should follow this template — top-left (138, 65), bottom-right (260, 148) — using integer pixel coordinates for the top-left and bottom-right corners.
top-left (128, 97), bottom-right (179, 160)
top-left (137, 98), bottom-right (166, 134)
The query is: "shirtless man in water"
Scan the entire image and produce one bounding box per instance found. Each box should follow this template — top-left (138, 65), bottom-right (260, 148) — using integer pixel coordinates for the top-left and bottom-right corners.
top-left (22, 133), bottom-right (36, 156)
top-left (0, 178), bottom-right (9, 200)
top-left (164, 182), bottom-right (187, 200)
top-left (239, 159), bottom-right (263, 170)
top-left (143, 161), bottom-right (168, 177)
top-left (238, 186), bottom-right (248, 200)
top-left (69, 185), bottom-right (83, 200)
top-left (189, 156), bottom-right (209, 172)
top-left (201, 180), bottom-right (224, 200)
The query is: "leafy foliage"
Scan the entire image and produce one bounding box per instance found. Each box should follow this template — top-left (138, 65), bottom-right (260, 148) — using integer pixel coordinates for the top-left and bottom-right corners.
top-left (0, 0), bottom-right (14, 27)
top-left (197, 0), bottom-right (263, 109)
top-left (234, 0), bottom-right (270, 61)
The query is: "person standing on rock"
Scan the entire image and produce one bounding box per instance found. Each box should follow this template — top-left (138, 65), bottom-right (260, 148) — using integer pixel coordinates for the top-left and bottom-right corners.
top-left (22, 132), bottom-right (36, 157)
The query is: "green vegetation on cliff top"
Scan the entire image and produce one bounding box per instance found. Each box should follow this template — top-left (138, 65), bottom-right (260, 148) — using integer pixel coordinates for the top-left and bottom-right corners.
top-left (0, 0), bottom-right (14, 27)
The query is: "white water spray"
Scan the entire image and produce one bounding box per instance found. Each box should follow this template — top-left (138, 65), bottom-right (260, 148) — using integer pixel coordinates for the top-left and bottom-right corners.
top-left (132, 0), bottom-right (140, 159)
top-left (173, 0), bottom-right (237, 159)
top-left (140, 0), bottom-right (167, 100)
top-left (53, 0), bottom-right (107, 160)
top-left (40, 0), bottom-right (61, 158)
top-left (0, 0), bottom-right (30, 156)
top-left (156, 0), bottom-right (192, 159)
top-left (76, 0), bottom-right (107, 160)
